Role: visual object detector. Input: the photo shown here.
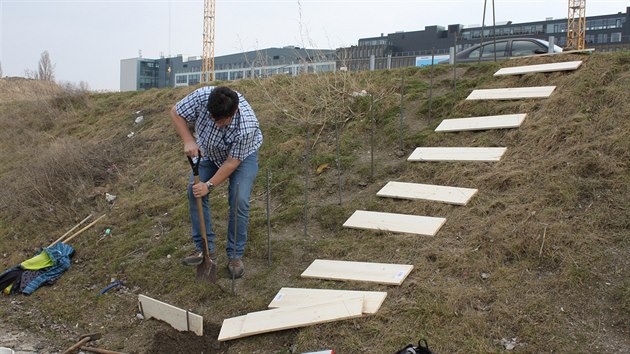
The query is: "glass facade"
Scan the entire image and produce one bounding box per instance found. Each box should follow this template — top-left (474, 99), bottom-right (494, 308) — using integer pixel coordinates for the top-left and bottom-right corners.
top-left (586, 18), bottom-right (625, 30)
top-left (188, 74), bottom-right (200, 85)
top-left (359, 38), bottom-right (388, 46)
top-left (138, 61), bottom-right (158, 90)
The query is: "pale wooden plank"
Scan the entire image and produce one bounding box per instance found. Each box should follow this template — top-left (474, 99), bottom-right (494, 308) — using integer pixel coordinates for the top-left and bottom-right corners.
top-left (268, 287), bottom-right (387, 314)
top-left (377, 181), bottom-right (477, 206)
top-left (301, 259), bottom-right (414, 285)
top-left (138, 294), bottom-right (203, 336)
top-left (435, 113), bottom-right (526, 132)
top-left (343, 210), bottom-right (445, 236)
top-left (217, 315), bottom-right (246, 341)
top-left (466, 86), bottom-right (555, 100)
top-left (239, 297), bottom-right (364, 337)
top-left (408, 147), bottom-right (507, 162)
top-left (494, 61), bottom-right (582, 76)
top-left (510, 48), bottom-right (594, 59)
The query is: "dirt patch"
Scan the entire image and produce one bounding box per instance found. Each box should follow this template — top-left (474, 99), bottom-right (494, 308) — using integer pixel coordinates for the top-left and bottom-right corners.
top-left (147, 323), bottom-right (228, 353)
top-left (0, 321), bottom-right (48, 354)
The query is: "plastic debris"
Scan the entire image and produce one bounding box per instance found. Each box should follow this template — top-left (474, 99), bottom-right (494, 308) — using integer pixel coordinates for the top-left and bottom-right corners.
top-left (501, 337), bottom-right (518, 350)
top-left (105, 193), bottom-right (117, 203)
top-left (98, 279), bottom-right (124, 296)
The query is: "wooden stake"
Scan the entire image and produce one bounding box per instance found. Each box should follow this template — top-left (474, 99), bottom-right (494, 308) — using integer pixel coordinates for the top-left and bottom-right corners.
top-left (232, 183), bottom-right (239, 295)
top-left (60, 215), bottom-right (107, 246)
top-left (266, 169), bottom-right (272, 266)
top-left (49, 213), bottom-right (93, 247)
top-left (429, 47), bottom-right (435, 120)
top-left (370, 94), bottom-right (375, 180)
top-left (539, 225), bottom-right (547, 259)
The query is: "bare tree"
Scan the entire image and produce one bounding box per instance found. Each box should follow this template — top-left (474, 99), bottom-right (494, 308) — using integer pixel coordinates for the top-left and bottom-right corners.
top-left (24, 68), bottom-right (38, 79)
top-left (38, 51), bottom-right (55, 81)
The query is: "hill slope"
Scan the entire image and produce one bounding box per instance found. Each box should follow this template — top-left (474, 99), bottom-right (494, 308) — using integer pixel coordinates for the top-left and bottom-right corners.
top-left (0, 52), bottom-right (628, 353)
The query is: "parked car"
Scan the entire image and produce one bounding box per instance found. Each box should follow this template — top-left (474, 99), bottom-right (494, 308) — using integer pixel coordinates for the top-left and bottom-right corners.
top-left (444, 38), bottom-right (563, 63)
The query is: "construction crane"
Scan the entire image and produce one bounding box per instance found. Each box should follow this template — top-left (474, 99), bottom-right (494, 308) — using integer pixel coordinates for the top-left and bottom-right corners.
top-left (567, 0), bottom-right (586, 50)
top-left (202, 0), bottom-right (216, 83)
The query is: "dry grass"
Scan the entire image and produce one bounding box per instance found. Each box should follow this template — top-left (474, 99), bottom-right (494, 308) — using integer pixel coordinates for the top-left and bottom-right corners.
top-left (0, 52), bottom-right (629, 353)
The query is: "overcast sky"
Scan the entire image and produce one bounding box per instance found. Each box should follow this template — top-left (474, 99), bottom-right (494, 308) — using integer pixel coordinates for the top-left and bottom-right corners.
top-left (1, 0), bottom-right (628, 91)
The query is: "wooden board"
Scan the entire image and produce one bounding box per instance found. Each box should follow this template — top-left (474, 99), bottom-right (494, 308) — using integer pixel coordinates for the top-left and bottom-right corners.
top-left (217, 315), bottom-right (246, 341)
top-left (510, 48), bottom-right (594, 59)
top-left (466, 86), bottom-right (555, 100)
top-left (343, 210), bottom-right (446, 236)
top-left (377, 181), bottom-right (477, 206)
top-left (435, 113), bottom-right (526, 132)
top-left (241, 297), bottom-right (363, 337)
top-left (218, 298), bottom-right (364, 341)
top-left (268, 287), bottom-right (387, 314)
top-left (494, 61), bottom-right (582, 76)
top-left (408, 147), bottom-right (507, 162)
top-left (138, 294), bottom-right (203, 336)
top-left (301, 259), bottom-right (414, 285)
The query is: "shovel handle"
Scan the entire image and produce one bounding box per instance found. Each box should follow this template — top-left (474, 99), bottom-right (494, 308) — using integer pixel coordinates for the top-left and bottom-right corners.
top-left (193, 176), bottom-right (211, 261)
top-left (62, 337), bottom-right (91, 354)
top-left (81, 346), bottom-right (126, 354)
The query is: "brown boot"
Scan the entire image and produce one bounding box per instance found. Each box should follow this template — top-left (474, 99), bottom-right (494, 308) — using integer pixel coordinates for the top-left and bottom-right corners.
top-left (227, 258), bottom-right (244, 278)
top-left (182, 249), bottom-right (216, 266)
top-left (182, 250), bottom-right (203, 266)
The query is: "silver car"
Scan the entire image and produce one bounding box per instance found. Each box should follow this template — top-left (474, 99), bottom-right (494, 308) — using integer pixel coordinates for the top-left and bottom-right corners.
top-left (451, 38), bottom-right (563, 63)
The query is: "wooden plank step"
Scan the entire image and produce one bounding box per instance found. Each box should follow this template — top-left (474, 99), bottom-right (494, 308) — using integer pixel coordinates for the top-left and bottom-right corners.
top-left (408, 147), bottom-right (507, 162)
top-left (138, 294), bottom-right (203, 336)
top-left (268, 287), bottom-right (387, 314)
top-left (377, 181), bottom-right (477, 206)
top-left (494, 60), bottom-right (582, 76)
top-left (218, 298), bottom-right (364, 341)
top-left (343, 210), bottom-right (446, 236)
top-left (242, 297), bottom-right (363, 337)
top-left (466, 86), bottom-right (555, 100)
top-left (301, 259), bottom-right (414, 285)
top-left (435, 113), bottom-right (526, 132)
top-left (217, 315), bottom-right (246, 341)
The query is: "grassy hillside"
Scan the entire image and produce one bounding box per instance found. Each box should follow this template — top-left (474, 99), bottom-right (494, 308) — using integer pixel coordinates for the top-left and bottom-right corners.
top-left (0, 52), bottom-right (629, 353)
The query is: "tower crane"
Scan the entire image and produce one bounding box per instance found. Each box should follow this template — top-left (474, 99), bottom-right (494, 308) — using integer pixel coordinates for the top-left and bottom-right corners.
top-left (567, 0), bottom-right (586, 50)
top-left (202, 0), bottom-right (216, 83)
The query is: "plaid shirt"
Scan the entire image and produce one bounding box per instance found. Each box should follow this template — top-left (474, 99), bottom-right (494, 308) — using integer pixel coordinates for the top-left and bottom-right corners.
top-left (175, 86), bottom-right (263, 165)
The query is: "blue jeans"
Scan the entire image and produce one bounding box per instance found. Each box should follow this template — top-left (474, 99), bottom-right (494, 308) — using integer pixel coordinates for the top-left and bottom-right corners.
top-left (187, 151), bottom-right (258, 259)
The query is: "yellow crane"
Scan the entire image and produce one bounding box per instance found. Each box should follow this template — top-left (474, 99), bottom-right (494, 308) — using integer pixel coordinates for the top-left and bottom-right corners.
top-left (202, 0), bottom-right (216, 83)
top-left (567, 0), bottom-right (586, 50)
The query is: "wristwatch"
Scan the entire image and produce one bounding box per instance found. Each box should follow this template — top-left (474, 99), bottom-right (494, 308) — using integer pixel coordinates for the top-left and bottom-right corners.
top-left (205, 180), bottom-right (214, 192)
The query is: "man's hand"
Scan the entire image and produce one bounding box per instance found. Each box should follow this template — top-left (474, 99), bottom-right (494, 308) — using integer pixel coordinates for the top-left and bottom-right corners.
top-left (191, 182), bottom-right (212, 198)
top-left (184, 141), bottom-right (201, 157)
top-left (170, 106), bottom-right (200, 158)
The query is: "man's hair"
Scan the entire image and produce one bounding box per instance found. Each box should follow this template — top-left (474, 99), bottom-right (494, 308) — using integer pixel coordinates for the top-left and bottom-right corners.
top-left (207, 86), bottom-right (239, 120)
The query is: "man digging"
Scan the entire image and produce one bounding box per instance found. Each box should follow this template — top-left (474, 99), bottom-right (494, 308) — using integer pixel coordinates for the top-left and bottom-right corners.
top-left (170, 86), bottom-right (263, 278)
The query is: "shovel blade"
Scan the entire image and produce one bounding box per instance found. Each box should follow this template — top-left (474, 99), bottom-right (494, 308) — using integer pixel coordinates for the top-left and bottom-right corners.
top-left (196, 258), bottom-right (217, 283)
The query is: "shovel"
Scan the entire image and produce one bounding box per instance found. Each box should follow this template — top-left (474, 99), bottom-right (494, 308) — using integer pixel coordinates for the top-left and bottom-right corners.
top-left (187, 153), bottom-right (217, 283)
top-left (62, 332), bottom-right (102, 354)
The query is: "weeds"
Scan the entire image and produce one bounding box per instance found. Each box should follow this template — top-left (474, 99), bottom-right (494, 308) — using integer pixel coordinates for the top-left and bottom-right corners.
top-left (0, 53), bottom-right (629, 353)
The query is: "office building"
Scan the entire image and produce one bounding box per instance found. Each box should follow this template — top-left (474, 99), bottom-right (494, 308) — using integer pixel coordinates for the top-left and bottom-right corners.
top-left (121, 7), bottom-right (630, 91)
top-left (120, 47), bottom-right (335, 92)
top-left (336, 6), bottom-right (630, 70)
